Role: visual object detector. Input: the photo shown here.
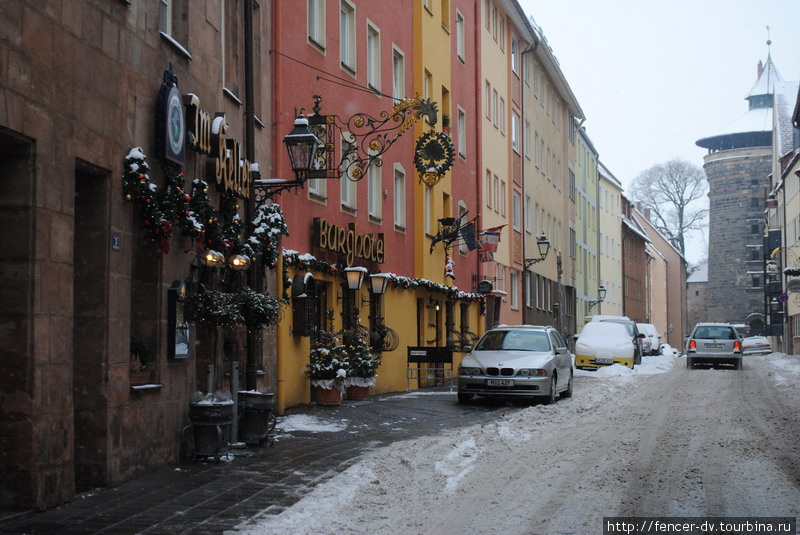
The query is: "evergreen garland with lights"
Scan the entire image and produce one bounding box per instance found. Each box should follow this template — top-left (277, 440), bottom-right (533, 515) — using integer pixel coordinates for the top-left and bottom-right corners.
top-left (122, 147), bottom-right (172, 254)
top-left (242, 203), bottom-right (290, 269)
top-left (342, 329), bottom-right (381, 379)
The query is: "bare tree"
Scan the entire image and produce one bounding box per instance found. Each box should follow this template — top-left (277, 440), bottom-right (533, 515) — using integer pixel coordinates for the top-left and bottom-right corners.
top-left (630, 159), bottom-right (708, 256)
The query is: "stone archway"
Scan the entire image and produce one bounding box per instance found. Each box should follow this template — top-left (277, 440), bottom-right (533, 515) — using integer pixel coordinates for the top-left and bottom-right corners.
top-left (745, 312), bottom-right (765, 337)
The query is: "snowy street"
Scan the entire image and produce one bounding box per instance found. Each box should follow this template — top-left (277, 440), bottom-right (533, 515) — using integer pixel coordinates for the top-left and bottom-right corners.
top-left (231, 354), bottom-right (800, 535)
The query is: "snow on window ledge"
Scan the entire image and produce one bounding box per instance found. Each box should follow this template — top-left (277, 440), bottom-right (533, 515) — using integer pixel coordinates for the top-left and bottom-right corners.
top-left (160, 32), bottom-right (192, 60)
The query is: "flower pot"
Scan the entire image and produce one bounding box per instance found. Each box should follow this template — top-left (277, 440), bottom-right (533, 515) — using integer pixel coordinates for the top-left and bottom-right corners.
top-left (315, 385), bottom-right (342, 406)
top-left (237, 391), bottom-right (275, 445)
top-left (346, 385), bottom-right (370, 401)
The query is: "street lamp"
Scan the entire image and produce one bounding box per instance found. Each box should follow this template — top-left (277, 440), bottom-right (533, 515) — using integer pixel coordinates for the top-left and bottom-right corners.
top-left (370, 273), bottom-right (391, 295)
top-left (524, 235), bottom-right (551, 268)
top-left (587, 284), bottom-right (607, 312)
top-left (344, 267), bottom-right (367, 290)
top-left (283, 115), bottom-right (322, 180)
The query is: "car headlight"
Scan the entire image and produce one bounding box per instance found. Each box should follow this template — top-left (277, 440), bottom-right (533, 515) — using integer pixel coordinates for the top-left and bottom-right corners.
top-left (517, 368), bottom-right (547, 377)
top-left (459, 367), bottom-right (482, 376)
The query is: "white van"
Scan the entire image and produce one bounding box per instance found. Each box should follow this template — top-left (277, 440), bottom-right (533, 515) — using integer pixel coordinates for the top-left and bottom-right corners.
top-left (636, 323), bottom-right (661, 356)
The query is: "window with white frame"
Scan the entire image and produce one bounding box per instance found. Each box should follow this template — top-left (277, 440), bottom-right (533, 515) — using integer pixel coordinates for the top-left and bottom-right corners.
top-left (340, 0), bottom-right (356, 72)
top-left (341, 133), bottom-right (357, 209)
top-left (525, 271), bottom-right (531, 308)
top-left (456, 11), bottom-right (465, 62)
top-left (307, 0), bottom-right (326, 49)
top-left (492, 4), bottom-right (497, 40)
top-left (424, 185), bottom-right (432, 234)
top-left (366, 23), bottom-right (381, 91)
top-left (458, 202), bottom-right (468, 255)
top-left (499, 16), bottom-right (505, 50)
top-left (524, 118), bottom-right (530, 158)
top-left (512, 192), bottom-right (520, 230)
top-left (392, 48), bottom-right (405, 100)
top-left (485, 169), bottom-right (492, 208)
top-left (424, 70), bottom-right (432, 100)
top-left (534, 132), bottom-right (539, 167)
top-left (492, 89), bottom-right (498, 127)
top-left (494, 176), bottom-right (499, 212)
top-left (510, 270), bottom-right (518, 310)
top-left (500, 180), bottom-right (506, 216)
top-left (511, 35), bottom-right (519, 74)
top-left (485, 81), bottom-right (491, 119)
top-left (159, 0), bottom-right (172, 35)
top-left (368, 163), bottom-right (381, 219)
top-left (394, 164), bottom-right (406, 229)
top-left (511, 112), bottom-right (519, 151)
top-left (485, 0), bottom-right (490, 30)
top-left (457, 107), bottom-right (467, 158)
top-left (525, 195), bottom-right (531, 232)
top-left (499, 98), bottom-right (505, 133)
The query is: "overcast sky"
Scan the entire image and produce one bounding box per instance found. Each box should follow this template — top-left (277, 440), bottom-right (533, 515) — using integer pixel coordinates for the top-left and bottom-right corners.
top-left (517, 0), bottom-right (800, 264)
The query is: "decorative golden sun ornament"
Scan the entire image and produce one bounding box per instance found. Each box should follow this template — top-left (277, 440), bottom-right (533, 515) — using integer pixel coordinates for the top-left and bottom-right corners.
top-left (353, 116), bottom-right (365, 128)
top-left (351, 167), bottom-right (364, 180)
top-left (369, 140), bottom-right (380, 151)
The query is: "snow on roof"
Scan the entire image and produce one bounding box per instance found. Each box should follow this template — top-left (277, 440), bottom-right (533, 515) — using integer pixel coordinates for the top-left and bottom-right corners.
top-left (746, 58), bottom-right (783, 99)
top-left (622, 217), bottom-right (651, 243)
top-left (775, 80), bottom-right (800, 157)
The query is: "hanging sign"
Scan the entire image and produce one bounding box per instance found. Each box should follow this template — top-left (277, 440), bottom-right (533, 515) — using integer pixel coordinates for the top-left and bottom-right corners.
top-left (155, 66), bottom-right (186, 165)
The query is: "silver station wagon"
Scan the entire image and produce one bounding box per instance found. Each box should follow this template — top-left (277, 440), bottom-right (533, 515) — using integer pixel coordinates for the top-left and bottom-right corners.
top-left (457, 325), bottom-right (574, 404)
top-left (685, 322), bottom-right (743, 369)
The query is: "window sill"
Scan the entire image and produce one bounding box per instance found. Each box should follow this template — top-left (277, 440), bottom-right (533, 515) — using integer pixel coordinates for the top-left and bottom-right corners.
top-left (131, 383), bottom-right (164, 392)
top-left (223, 87), bottom-right (242, 106)
top-left (160, 32), bottom-right (192, 60)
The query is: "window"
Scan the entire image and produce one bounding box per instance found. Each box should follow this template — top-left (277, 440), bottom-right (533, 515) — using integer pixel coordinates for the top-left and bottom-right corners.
top-left (525, 271), bottom-right (531, 307)
top-left (458, 202), bottom-right (468, 255)
top-left (366, 23), bottom-right (381, 91)
top-left (457, 107), bottom-right (467, 158)
top-left (498, 17), bottom-right (505, 51)
top-left (510, 270), bottom-right (518, 310)
top-left (394, 164), bottom-right (406, 228)
top-left (159, 0), bottom-right (172, 35)
top-left (485, 0), bottom-right (490, 30)
top-left (569, 169), bottom-right (575, 201)
top-left (500, 180), bottom-right (506, 216)
top-left (368, 163), bottom-right (381, 219)
top-left (340, 1), bottom-right (356, 72)
top-left (424, 185), bottom-right (432, 234)
top-left (308, 174), bottom-right (326, 199)
top-left (159, 0), bottom-right (189, 55)
top-left (512, 192), bottom-right (520, 230)
top-left (307, 0), bottom-right (326, 49)
top-left (569, 228), bottom-right (576, 258)
top-left (341, 133), bottom-right (357, 209)
top-left (511, 36), bottom-right (519, 74)
top-left (485, 81), bottom-right (491, 119)
top-left (494, 175), bottom-right (499, 213)
top-left (392, 48), bottom-right (405, 100)
top-left (524, 119), bottom-right (531, 158)
top-left (223, 0), bottom-right (242, 99)
top-left (485, 169), bottom-right (492, 208)
top-left (499, 98), bottom-right (505, 134)
top-left (441, 0), bottom-right (450, 29)
top-left (456, 11), bottom-right (465, 62)
top-left (492, 89), bottom-right (498, 127)
top-left (424, 70), bottom-right (432, 100)
top-left (525, 195), bottom-right (531, 232)
top-left (492, 4), bottom-right (498, 40)
top-left (511, 112), bottom-right (519, 151)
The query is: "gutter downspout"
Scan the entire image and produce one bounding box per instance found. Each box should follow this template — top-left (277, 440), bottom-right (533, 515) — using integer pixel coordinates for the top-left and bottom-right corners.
top-left (520, 41), bottom-right (538, 324)
top-left (243, 0), bottom-right (258, 391)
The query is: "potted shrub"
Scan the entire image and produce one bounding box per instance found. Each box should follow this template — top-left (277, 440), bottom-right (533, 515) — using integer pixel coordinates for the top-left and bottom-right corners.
top-left (304, 324), bottom-right (347, 406)
top-left (185, 391), bottom-right (235, 462)
top-left (342, 329), bottom-right (381, 401)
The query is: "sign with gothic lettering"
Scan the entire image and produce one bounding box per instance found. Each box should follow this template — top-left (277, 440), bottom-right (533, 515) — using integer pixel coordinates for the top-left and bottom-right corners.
top-left (312, 218), bottom-right (385, 265)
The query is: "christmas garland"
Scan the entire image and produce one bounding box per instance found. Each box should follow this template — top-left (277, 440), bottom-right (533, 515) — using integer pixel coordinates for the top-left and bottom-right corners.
top-left (122, 148), bottom-right (288, 268)
top-left (282, 250), bottom-right (485, 311)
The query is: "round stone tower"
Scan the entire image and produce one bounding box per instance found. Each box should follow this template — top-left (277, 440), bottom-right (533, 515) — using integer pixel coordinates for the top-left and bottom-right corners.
top-left (695, 57), bottom-right (781, 334)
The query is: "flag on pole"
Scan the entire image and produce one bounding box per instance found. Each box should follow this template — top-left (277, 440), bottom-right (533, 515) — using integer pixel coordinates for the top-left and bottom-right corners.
top-left (481, 224), bottom-right (506, 244)
top-left (459, 221), bottom-right (479, 251)
top-left (477, 239), bottom-right (494, 262)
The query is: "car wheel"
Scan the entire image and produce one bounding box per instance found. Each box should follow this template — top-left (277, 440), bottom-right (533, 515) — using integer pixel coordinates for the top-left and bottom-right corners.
top-left (544, 376), bottom-right (557, 404)
top-left (732, 360), bottom-right (740, 370)
top-left (686, 357), bottom-right (693, 369)
top-left (561, 370), bottom-right (573, 398)
top-left (457, 393), bottom-right (473, 404)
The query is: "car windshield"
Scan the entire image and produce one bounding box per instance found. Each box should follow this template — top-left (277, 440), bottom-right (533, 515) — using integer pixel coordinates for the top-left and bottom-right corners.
top-left (475, 330), bottom-right (551, 352)
top-left (693, 326), bottom-right (736, 339)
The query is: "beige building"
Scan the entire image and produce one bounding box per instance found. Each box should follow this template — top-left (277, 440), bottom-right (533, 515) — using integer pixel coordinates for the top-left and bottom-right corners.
top-left (598, 163), bottom-right (623, 316)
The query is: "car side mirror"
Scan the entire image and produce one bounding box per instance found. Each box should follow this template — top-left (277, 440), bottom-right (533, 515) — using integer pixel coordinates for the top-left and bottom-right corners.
top-left (637, 333), bottom-right (646, 339)
top-left (463, 345), bottom-right (472, 353)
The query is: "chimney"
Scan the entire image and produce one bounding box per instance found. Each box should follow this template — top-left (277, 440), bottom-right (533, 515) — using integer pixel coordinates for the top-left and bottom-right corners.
top-left (636, 201), bottom-right (643, 213)
top-left (757, 60), bottom-right (764, 78)
top-left (644, 207), bottom-right (651, 222)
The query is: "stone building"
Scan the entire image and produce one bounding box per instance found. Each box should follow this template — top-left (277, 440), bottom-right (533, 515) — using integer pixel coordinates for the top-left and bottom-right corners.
top-left (695, 57), bottom-right (782, 334)
top-left (620, 195), bottom-right (649, 322)
top-left (686, 262), bottom-right (709, 335)
top-left (0, 0), bottom-right (275, 510)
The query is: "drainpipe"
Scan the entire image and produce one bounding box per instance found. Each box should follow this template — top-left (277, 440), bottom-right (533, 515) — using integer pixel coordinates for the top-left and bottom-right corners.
top-left (520, 40), bottom-right (538, 324)
top-left (243, 0), bottom-right (258, 391)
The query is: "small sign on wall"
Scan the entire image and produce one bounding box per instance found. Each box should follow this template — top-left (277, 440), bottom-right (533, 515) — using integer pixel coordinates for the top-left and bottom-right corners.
top-left (112, 236), bottom-right (120, 251)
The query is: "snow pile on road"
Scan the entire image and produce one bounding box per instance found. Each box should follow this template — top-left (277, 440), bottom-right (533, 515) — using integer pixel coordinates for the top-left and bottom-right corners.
top-left (231, 353), bottom-right (800, 535)
top-left (275, 414), bottom-right (349, 433)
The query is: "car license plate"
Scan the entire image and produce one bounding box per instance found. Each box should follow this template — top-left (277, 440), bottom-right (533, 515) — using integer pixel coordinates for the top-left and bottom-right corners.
top-left (595, 357), bottom-right (613, 364)
top-left (705, 343), bottom-right (724, 349)
top-left (486, 379), bottom-right (514, 386)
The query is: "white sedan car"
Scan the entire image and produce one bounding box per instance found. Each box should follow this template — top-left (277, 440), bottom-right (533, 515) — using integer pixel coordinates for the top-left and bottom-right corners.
top-left (742, 336), bottom-right (772, 355)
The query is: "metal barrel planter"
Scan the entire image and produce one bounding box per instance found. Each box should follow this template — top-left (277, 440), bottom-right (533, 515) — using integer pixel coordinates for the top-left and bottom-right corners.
top-left (237, 391), bottom-right (276, 446)
top-left (186, 400), bottom-right (234, 461)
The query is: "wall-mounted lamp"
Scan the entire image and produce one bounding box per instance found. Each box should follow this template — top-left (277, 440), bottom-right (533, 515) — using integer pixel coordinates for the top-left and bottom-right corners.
top-left (344, 267), bottom-right (367, 290)
top-left (284, 114), bottom-right (322, 180)
top-left (524, 235), bottom-right (551, 268)
top-left (370, 273), bottom-right (390, 295)
top-left (587, 284), bottom-right (607, 312)
top-left (228, 253), bottom-right (251, 271)
top-left (200, 249), bottom-right (225, 268)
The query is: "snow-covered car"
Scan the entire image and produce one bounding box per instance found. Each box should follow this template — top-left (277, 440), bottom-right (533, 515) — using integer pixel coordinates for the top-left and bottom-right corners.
top-left (457, 325), bottom-right (573, 405)
top-left (637, 323), bottom-right (662, 355)
top-left (685, 322), bottom-right (742, 369)
top-left (589, 315), bottom-right (646, 364)
top-left (742, 336), bottom-right (772, 355)
top-left (575, 321), bottom-right (638, 369)
top-left (659, 343), bottom-right (680, 357)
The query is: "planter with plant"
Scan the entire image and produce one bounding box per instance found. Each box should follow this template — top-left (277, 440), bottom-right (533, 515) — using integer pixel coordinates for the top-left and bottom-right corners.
top-left (341, 329), bottom-right (381, 400)
top-left (304, 315), bottom-right (348, 405)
